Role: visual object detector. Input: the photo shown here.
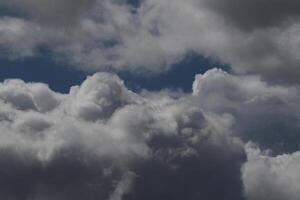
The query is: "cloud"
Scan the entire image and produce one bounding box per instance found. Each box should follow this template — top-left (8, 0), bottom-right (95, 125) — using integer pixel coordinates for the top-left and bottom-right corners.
top-left (0, 0), bottom-right (96, 27)
top-left (192, 68), bottom-right (300, 153)
top-left (1, 1), bottom-right (300, 199)
top-left (0, 68), bottom-right (299, 199)
top-left (202, 0), bottom-right (300, 31)
top-left (191, 69), bottom-right (300, 199)
top-left (1, 0), bottom-right (300, 83)
top-left (243, 143), bottom-right (300, 200)
top-left (0, 72), bottom-right (246, 200)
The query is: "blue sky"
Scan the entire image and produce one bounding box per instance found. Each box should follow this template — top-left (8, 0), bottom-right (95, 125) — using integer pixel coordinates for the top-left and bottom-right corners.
top-left (0, 53), bottom-right (226, 93)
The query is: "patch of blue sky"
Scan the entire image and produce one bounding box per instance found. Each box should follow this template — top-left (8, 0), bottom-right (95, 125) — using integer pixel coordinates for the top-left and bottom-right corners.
top-left (0, 52), bottom-right (227, 93)
top-left (119, 53), bottom-right (228, 92)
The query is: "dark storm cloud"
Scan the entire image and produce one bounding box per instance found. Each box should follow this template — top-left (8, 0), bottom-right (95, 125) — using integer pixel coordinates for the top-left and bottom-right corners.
top-left (0, 140), bottom-right (246, 200)
top-left (0, 148), bottom-right (124, 200)
top-left (125, 134), bottom-right (245, 200)
top-left (0, 126), bottom-right (246, 200)
top-left (203, 0), bottom-right (300, 30)
top-left (0, 68), bottom-right (300, 200)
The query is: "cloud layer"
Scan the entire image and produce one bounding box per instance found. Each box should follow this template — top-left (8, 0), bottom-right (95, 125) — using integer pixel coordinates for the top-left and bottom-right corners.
top-left (1, 0), bottom-right (300, 82)
top-left (0, 69), bottom-right (299, 199)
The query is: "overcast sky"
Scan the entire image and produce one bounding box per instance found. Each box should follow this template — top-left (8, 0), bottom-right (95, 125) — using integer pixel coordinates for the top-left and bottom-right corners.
top-left (0, 1), bottom-right (300, 200)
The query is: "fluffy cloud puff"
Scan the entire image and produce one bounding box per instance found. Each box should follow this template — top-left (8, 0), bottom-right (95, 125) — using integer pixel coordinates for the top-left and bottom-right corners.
top-left (0, 72), bottom-right (246, 200)
top-left (1, 0), bottom-right (300, 82)
top-left (243, 143), bottom-right (300, 200)
top-left (192, 68), bottom-right (300, 153)
top-left (191, 69), bottom-right (300, 200)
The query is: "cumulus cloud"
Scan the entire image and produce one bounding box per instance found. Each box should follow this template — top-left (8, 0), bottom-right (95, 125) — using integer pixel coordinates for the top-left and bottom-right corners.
top-left (0, 68), bottom-right (299, 199)
top-left (0, 72), bottom-right (246, 200)
top-left (1, 1), bottom-right (300, 199)
top-left (190, 69), bottom-right (300, 200)
top-left (243, 143), bottom-right (300, 200)
top-left (192, 68), bottom-right (300, 153)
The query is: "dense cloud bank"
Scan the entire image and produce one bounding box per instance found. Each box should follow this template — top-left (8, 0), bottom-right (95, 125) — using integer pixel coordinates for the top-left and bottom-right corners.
top-left (0, 69), bottom-right (299, 200)
top-left (0, 71), bottom-right (246, 200)
top-left (1, 0), bottom-right (300, 82)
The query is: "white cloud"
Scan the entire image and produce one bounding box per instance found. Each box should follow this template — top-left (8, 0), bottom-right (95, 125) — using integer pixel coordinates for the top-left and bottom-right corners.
top-left (190, 69), bottom-right (300, 200)
top-left (0, 71), bottom-right (246, 199)
top-left (243, 143), bottom-right (300, 200)
top-left (0, 68), bottom-right (299, 199)
top-left (192, 68), bottom-right (300, 153)
top-left (1, 0), bottom-right (300, 82)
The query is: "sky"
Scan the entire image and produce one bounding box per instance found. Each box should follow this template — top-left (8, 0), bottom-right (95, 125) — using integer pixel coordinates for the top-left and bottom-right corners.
top-left (0, 1), bottom-right (300, 200)
top-left (0, 52), bottom-right (224, 93)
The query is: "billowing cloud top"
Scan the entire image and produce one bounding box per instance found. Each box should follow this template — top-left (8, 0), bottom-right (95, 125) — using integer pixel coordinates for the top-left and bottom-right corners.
top-left (0, 71), bottom-right (246, 200)
top-left (0, 69), bottom-right (299, 199)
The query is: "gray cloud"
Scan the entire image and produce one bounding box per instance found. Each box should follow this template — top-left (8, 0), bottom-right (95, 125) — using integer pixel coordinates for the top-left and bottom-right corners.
top-left (243, 143), bottom-right (300, 200)
top-left (190, 69), bottom-right (300, 199)
top-left (202, 0), bottom-right (300, 31)
top-left (0, 0), bottom-right (96, 27)
top-left (1, 0), bottom-right (300, 83)
top-left (0, 68), bottom-right (299, 200)
top-left (0, 148), bottom-right (127, 200)
top-left (0, 72), bottom-right (246, 200)
top-left (192, 68), bottom-right (300, 154)
top-left (1, 1), bottom-right (300, 199)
